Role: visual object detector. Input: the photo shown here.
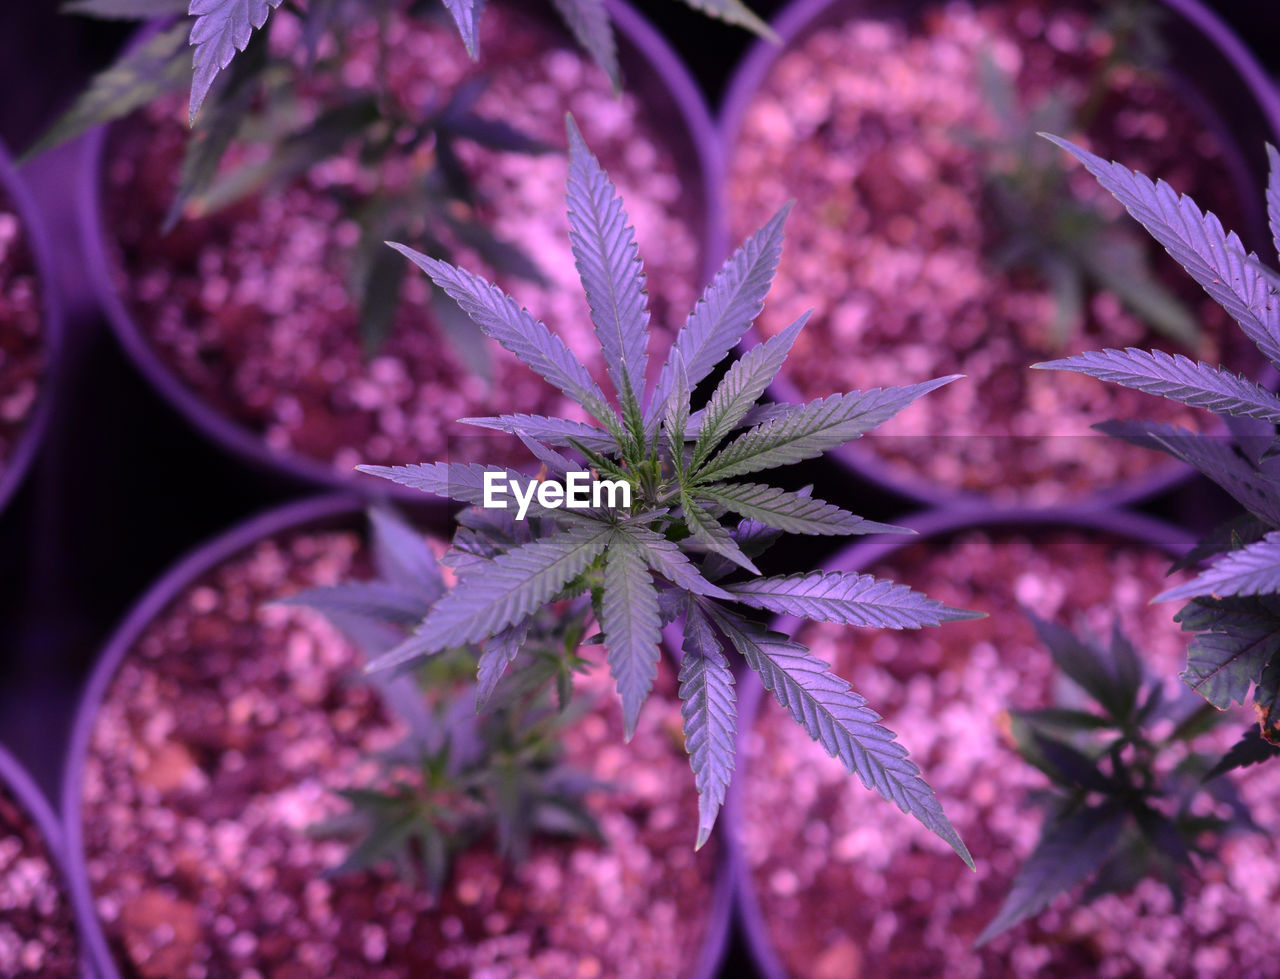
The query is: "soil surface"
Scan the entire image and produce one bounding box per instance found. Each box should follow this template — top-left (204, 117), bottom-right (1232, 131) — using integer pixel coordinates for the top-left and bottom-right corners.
top-left (740, 526), bottom-right (1280, 977)
top-left (101, 3), bottom-right (701, 478)
top-left (0, 778), bottom-right (79, 977)
top-left (80, 525), bottom-right (720, 978)
top-left (727, 0), bottom-right (1257, 504)
top-left (0, 196), bottom-right (43, 482)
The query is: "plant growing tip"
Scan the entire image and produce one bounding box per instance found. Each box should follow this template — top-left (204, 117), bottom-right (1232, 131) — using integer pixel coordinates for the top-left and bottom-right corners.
top-left (362, 120), bottom-right (977, 862)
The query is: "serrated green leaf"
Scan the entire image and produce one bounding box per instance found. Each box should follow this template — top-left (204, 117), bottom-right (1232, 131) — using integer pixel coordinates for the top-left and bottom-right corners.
top-left (681, 493), bottom-right (760, 576)
top-left (356, 462), bottom-right (551, 514)
top-left (614, 523), bottom-right (731, 600)
top-left (476, 619), bottom-right (529, 711)
top-left (1205, 726), bottom-right (1280, 780)
top-left (697, 482), bottom-right (906, 537)
top-left (458, 414), bottom-right (617, 454)
top-left (552, 0), bottom-right (618, 89)
top-left (188, 0), bottom-right (284, 124)
top-left (697, 377), bottom-right (960, 482)
top-left (388, 243), bottom-right (619, 434)
top-left (675, 0), bottom-right (776, 41)
top-left (368, 521), bottom-right (612, 672)
top-left (1036, 348), bottom-right (1280, 423)
top-left (565, 115), bottom-right (650, 415)
top-left (24, 21), bottom-right (190, 159)
top-left (1027, 613), bottom-right (1138, 721)
top-left (1157, 531), bottom-right (1280, 602)
top-left (1176, 595), bottom-right (1280, 707)
top-left (1267, 143), bottom-right (1280, 262)
top-left (727, 571), bottom-right (982, 629)
top-left (679, 603), bottom-right (736, 849)
top-left (714, 611), bottom-right (972, 867)
top-left (647, 202), bottom-right (792, 430)
top-left (601, 531), bottom-right (663, 739)
top-left (1172, 514), bottom-right (1272, 573)
top-left (692, 312), bottom-right (807, 467)
top-left (977, 801), bottom-right (1127, 945)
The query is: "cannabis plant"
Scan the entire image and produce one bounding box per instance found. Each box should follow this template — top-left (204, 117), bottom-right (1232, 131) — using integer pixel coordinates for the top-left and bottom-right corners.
top-left (283, 506), bottom-right (601, 890)
top-left (355, 115), bottom-right (980, 859)
top-left (968, 10), bottom-right (1197, 348)
top-left (979, 616), bottom-right (1257, 944)
top-left (1036, 136), bottom-right (1280, 772)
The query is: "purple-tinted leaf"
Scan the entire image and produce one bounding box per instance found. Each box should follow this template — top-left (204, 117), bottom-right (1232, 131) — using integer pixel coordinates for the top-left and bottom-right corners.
top-left (976, 801), bottom-right (1127, 945)
top-left (1175, 595), bottom-right (1280, 707)
top-left (440, 0), bottom-right (486, 58)
top-left (26, 20), bottom-right (190, 157)
top-left (187, 0), bottom-right (282, 124)
top-left (1044, 135), bottom-right (1280, 370)
top-left (714, 612), bottom-right (972, 867)
top-left (1157, 531), bottom-right (1280, 602)
top-left (388, 243), bottom-right (618, 431)
top-left (1096, 419), bottom-right (1280, 527)
top-left (1206, 726), bottom-right (1280, 781)
top-left (516, 434), bottom-right (573, 480)
top-left (647, 203), bottom-right (792, 429)
top-left (661, 349), bottom-right (692, 472)
top-left (679, 603), bottom-right (736, 849)
top-left (565, 116), bottom-right (649, 410)
top-left (458, 414), bottom-right (616, 455)
top-left (368, 521), bottom-right (613, 671)
top-left (727, 571), bottom-right (981, 629)
top-left (698, 377), bottom-right (960, 482)
top-left (369, 507), bottom-right (444, 605)
top-left (692, 312), bottom-right (808, 466)
top-left (687, 402), bottom-right (800, 441)
top-left (1027, 613), bottom-right (1137, 720)
top-left (476, 619), bottom-right (530, 712)
top-left (1256, 660), bottom-right (1280, 744)
top-left (280, 582), bottom-right (426, 649)
top-left (677, 0), bottom-right (775, 39)
top-left (681, 493), bottom-right (760, 576)
top-left (1267, 143), bottom-right (1280, 262)
top-left (66, 0), bottom-right (189, 15)
top-left (601, 531), bottom-right (663, 740)
top-left (1037, 348), bottom-right (1280, 423)
top-left (1172, 514), bottom-right (1271, 573)
top-left (551, 0), bottom-right (618, 89)
top-left (615, 524), bottom-right (732, 600)
top-left (355, 462), bottom-right (551, 515)
top-left (697, 482), bottom-right (908, 537)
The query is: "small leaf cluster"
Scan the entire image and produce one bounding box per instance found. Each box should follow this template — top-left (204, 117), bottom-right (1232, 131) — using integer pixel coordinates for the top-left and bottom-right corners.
top-left (965, 6), bottom-right (1197, 349)
top-left (979, 615), bottom-right (1259, 945)
top-left (358, 116), bottom-right (981, 859)
top-left (1036, 136), bottom-right (1280, 769)
top-left (40, 0), bottom-right (564, 358)
top-left (284, 506), bottom-right (602, 892)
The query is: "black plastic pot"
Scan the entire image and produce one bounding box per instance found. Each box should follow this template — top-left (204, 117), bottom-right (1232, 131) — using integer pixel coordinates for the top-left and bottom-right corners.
top-left (719, 0), bottom-right (1280, 510)
top-left (62, 494), bottom-right (733, 979)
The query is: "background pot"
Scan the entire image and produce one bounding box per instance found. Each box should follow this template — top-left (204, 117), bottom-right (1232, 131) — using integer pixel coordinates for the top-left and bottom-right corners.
top-left (728, 506), bottom-right (1206, 979)
top-left (0, 742), bottom-right (83, 977)
top-left (0, 138), bottom-right (63, 521)
top-left (79, 0), bottom-right (726, 507)
top-left (719, 0), bottom-right (1280, 511)
top-left (62, 493), bottom-right (733, 979)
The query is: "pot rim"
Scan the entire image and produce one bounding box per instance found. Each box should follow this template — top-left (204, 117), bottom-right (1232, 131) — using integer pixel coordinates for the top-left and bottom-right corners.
top-left (716, 0), bottom-right (1280, 511)
top-left (62, 492), bottom-right (734, 979)
top-left (723, 503), bottom-right (1198, 979)
top-left (78, 0), bottom-right (726, 509)
top-left (0, 742), bottom-right (86, 976)
top-left (0, 137), bottom-right (65, 519)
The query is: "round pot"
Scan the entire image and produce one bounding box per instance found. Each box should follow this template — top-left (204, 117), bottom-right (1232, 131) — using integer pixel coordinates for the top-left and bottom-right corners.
top-left (0, 138), bottom-right (63, 520)
top-left (727, 505), bottom-right (1280, 977)
top-left (0, 743), bottom-right (82, 977)
top-left (63, 494), bottom-right (732, 978)
top-left (719, 0), bottom-right (1280, 510)
top-left (79, 0), bottom-right (725, 506)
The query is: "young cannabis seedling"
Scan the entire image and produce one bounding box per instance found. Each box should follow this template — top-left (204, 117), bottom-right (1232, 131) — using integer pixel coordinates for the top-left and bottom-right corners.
top-left (356, 114), bottom-right (981, 860)
top-left (1035, 136), bottom-right (1280, 771)
top-left (37, 1), bottom-right (558, 358)
top-left (979, 615), bottom-right (1257, 945)
top-left (283, 506), bottom-right (601, 891)
top-left (967, 31), bottom-right (1198, 348)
